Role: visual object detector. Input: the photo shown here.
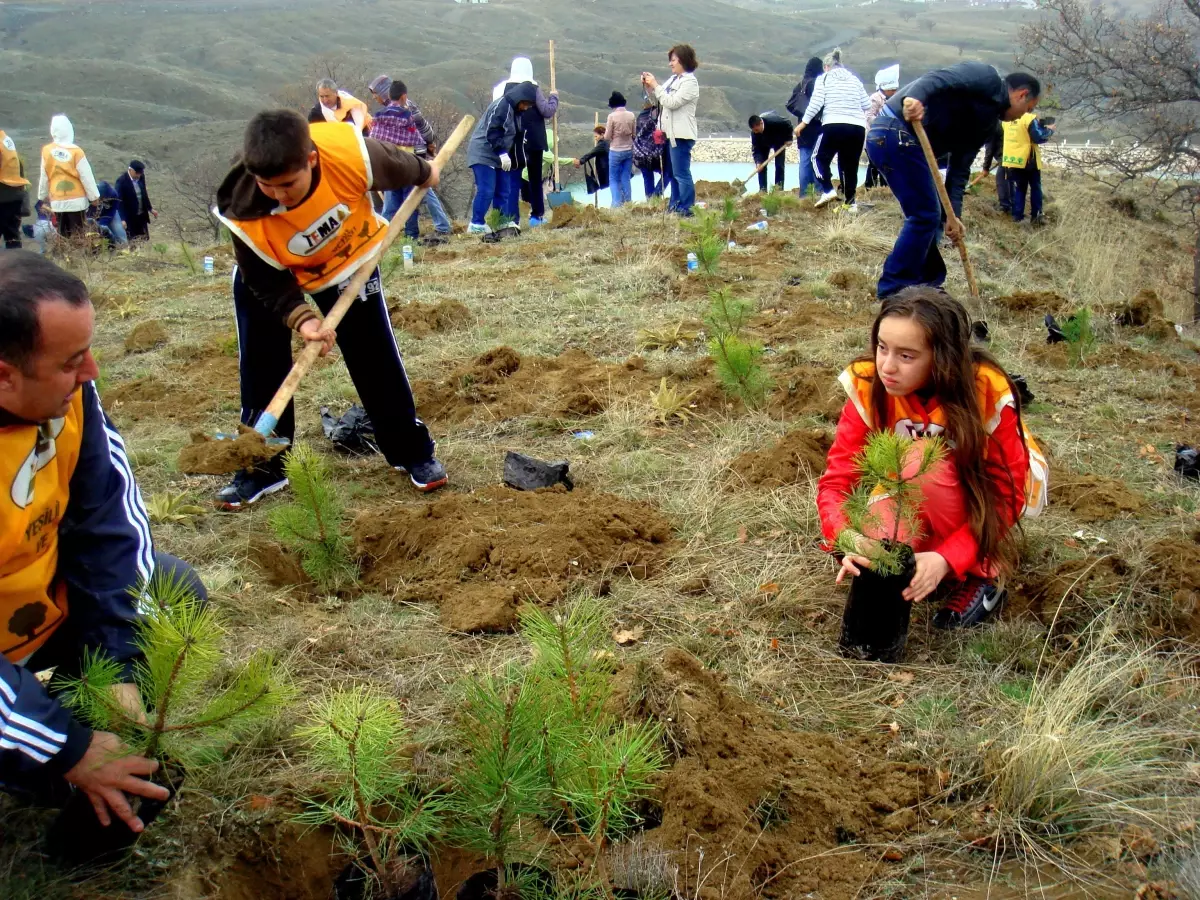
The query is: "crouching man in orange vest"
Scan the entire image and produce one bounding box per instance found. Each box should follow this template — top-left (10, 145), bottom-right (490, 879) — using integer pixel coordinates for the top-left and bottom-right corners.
top-left (212, 110), bottom-right (446, 509)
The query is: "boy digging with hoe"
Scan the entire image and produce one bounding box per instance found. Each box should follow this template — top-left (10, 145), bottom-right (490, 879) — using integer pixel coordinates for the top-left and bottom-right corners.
top-left (214, 109), bottom-right (447, 509)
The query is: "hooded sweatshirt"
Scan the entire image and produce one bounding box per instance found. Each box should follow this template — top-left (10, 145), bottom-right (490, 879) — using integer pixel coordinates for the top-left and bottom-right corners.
top-left (494, 58), bottom-right (559, 156)
top-left (467, 81), bottom-right (539, 169)
top-left (38, 115), bottom-right (99, 213)
top-left (787, 58), bottom-right (825, 149)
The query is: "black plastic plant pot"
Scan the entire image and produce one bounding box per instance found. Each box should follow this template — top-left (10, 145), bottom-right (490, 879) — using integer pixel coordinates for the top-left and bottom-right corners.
top-left (456, 864), bottom-right (554, 900)
top-left (45, 761), bottom-right (183, 869)
top-left (333, 857), bottom-right (438, 900)
top-left (839, 543), bottom-right (917, 664)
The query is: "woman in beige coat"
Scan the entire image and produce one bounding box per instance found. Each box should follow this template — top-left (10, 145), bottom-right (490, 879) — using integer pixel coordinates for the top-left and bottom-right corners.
top-left (642, 44), bottom-right (699, 215)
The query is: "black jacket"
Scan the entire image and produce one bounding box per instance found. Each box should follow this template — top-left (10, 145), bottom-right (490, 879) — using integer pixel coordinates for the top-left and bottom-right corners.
top-left (787, 58), bottom-right (825, 149)
top-left (578, 139), bottom-right (610, 193)
top-left (980, 122), bottom-right (1005, 172)
top-left (115, 172), bottom-right (151, 221)
top-left (886, 62), bottom-right (1010, 214)
top-left (752, 114), bottom-right (794, 157)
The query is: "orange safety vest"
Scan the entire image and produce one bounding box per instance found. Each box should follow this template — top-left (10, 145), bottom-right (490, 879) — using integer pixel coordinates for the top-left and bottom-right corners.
top-left (0, 131), bottom-right (29, 188)
top-left (216, 122), bottom-right (387, 294)
top-left (839, 360), bottom-right (1049, 517)
top-left (0, 391), bottom-right (85, 662)
top-left (41, 143), bottom-right (86, 202)
top-left (330, 93), bottom-right (373, 132)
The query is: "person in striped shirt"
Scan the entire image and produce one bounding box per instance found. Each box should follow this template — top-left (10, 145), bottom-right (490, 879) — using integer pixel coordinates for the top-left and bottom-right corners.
top-left (794, 48), bottom-right (872, 212)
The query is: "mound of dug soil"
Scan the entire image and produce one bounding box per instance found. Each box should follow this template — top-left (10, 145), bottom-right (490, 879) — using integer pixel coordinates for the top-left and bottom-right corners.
top-left (1010, 555), bottom-right (1132, 627)
top-left (619, 650), bottom-right (931, 900)
top-left (353, 485), bottom-right (674, 632)
top-left (177, 427), bottom-right (286, 476)
top-left (389, 299), bottom-right (473, 337)
top-left (1116, 288), bottom-right (1164, 327)
top-left (694, 180), bottom-right (739, 202)
top-left (551, 204), bottom-right (605, 228)
top-left (124, 319), bottom-right (170, 353)
top-left (771, 364), bottom-right (846, 420)
top-left (1050, 474), bottom-right (1145, 523)
top-left (1143, 532), bottom-right (1200, 636)
top-left (992, 290), bottom-right (1065, 314)
top-left (728, 429), bottom-right (833, 487)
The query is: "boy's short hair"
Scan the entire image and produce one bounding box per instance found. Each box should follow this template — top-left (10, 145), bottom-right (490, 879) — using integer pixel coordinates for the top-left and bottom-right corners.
top-left (593, 125), bottom-right (607, 136)
top-left (243, 110), bottom-right (313, 178)
top-left (1004, 72), bottom-right (1041, 98)
top-left (748, 115), bottom-right (763, 128)
top-left (388, 80), bottom-right (408, 101)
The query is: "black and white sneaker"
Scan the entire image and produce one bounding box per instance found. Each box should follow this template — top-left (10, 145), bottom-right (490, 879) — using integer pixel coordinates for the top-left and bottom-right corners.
top-left (933, 576), bottom-right (1005, 629)
top-left (216, 459), bottom-right (288, 510)
top-left (397, 458), bottom-right (448, 493)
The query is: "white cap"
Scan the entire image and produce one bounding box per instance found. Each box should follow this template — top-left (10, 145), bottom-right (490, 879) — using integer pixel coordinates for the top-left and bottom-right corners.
top-left (875, 64), bottom-right (900, 91)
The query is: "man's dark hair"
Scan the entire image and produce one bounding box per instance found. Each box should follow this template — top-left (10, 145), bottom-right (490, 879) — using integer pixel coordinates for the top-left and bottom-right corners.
top-left (0, 252), bottom-right (89, 369)
top-left (669, 44), bottom-right (699, 72)
top-left (1004, 72), bottom-right (1041, 98)
top-left (748, 115), bottom-right (763, 128)
top-left (388, 80), bottom-right (408, 101)
top-left (243, 110), bottom-right (314, 178)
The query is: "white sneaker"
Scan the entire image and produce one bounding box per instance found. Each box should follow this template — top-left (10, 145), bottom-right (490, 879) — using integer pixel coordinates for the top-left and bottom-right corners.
top-left (843, 203), bottom-right (859, 214)
top-left (467, 223), bottom-right (490, 234)
top-left (814, 190), bottom-right (839, 208)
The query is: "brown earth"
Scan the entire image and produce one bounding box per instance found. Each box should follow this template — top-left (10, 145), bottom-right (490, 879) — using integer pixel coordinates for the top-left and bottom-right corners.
top-left (177, 427), bottom-right (286, 476)
top-left (827, 269), bottom-right (873, 295)
top-left (105, 356), bottom-right (240, 425)
top-left (389, 299), bottom-right (473, 338)
top-left (1010, 555), bottom-right (1131, 627)
top-left (769, 364), bottom-right (845, 421)
top-left (752, 300), bottom-right (872, 343)
top-left (124, 319), bottom-right (170, 353)
top-left (1049, 474), bottom-right (1146, 523)
top-left (992, 291), bottom-right (1065, 314)
top-left (617, 649), bottom-right (932, 900)
top-left (1116, 288), bottom-right (1164, 327)
top-left (694, 180), bottom-right (740, 202)
top-left (727, 429), bottom-right (834, 488)
top-left (551, 204), bottom-right (606, 228)
top-left (1143, 532), bottom-right (1200, 638)
top-left (352, 484), bottom-right (674, 632)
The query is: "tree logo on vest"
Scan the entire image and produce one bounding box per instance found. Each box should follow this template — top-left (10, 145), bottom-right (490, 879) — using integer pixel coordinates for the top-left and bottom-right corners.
top-left (287, 203), bottom-right (352, 257)
top-left (50, 148), bottom-right (73, 163)
top-left (10, 418), bottom-right (66, 510)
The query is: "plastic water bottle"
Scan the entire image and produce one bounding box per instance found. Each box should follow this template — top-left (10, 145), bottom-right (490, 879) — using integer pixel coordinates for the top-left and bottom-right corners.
top-left (402, 245), bottom-right (414, 270)
top-left (203, 256), bottom-right (214, 276)
top-left (686, 252), bottom-right (698, 275)
top-left (728, 240), bottom-right (737, 250)
top-left (746, 221), bottom-right (768, 232)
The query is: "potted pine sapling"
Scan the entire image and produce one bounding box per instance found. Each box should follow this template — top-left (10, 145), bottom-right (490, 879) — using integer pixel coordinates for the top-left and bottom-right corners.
top-left (296, 687), bottom-right (448, 900)
top-left (268, 442), bottom-right (358, 593)
top-left (448, 666), bottom-right (555, 900)
top-left (521, 600), bottom-right (666, 897)
top-left (51, 568), bottom-right (292, 866)
top-left (835, 431), bottom-right (947, 663)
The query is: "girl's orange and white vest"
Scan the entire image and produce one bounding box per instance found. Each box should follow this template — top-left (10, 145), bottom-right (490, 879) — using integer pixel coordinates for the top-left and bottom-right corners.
top-left (839, 360), bottom-right (1049, 517)
top-left (41, 143), bottom-right (86, 203)
top-left (0, 131), bottom-right (29, 188)
top-left (322, 91), bottom-right (373, 132)
top-left (215, 123), bottom-right (387, 294)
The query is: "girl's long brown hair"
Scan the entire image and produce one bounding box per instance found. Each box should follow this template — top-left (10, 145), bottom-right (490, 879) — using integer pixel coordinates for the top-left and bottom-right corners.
top-left (863, 287), bottom-right (1027, 573)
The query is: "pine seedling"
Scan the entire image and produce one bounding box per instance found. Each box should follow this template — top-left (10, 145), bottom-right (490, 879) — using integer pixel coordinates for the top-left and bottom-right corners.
top-left (179, 241), bottom-right (199, 275)
top-left (1062, 306), bottom-right (1096, 366)
top-left (485, 207), bottom-right (514, 233)
top-left (683, 212), bottom-right (723, 275)
top-left (57, 567), bottom-right (292, 769)
top-left (835, 431), bottom-right (947, 576)
top-left (296, 687), bottom-right (447, 897)
top-left (761, 190), bottom-right (784, 217)
top-left (268, 443), bottom-right (357, 592)
top-left (720, 196), bottom-right (738, 242)
top-left (705, 289), bottom-right (772, 409)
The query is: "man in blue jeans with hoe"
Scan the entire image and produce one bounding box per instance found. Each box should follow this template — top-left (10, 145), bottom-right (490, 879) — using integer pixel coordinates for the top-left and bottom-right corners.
top-left (865, 63), bottom-right (1040, 299)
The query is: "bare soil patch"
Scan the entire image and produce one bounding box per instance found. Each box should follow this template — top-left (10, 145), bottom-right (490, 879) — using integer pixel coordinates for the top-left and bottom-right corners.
top-left (124, 319), bottom-right (170, 353)
top-left (1049, 474), bottom-right (1146, 523)
top-left (177, 427), bottom-right (285, 476)
top-left (389, 298), bottom-right (473, 338)
top-left (550, 204), bottom-right (606, 228)
top-left (992, 290), bottom-right (1065, 314)
top-left (727, 429), bottom-right (834, 487)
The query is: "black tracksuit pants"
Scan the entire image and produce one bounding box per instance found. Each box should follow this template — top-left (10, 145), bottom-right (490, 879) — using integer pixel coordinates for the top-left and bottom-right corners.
top-left (754, 147), bottom-right (787, 192)
top-left (0, 198), bottom-right (22, 248)
top-left (521, 148), bottom-right (546, 219)
top-left (814, 123), bottom-right (866, 205)
top-left (232, 266), bottom-right (434, 469)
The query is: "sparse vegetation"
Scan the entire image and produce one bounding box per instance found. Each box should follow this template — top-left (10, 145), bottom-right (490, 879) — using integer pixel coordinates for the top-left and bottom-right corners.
top-left (683, 212), bottom-right (724, 276)
top-left (705, 288), bottom-right (772, 408)
top-left (146, 491), bottom-right (206, 525)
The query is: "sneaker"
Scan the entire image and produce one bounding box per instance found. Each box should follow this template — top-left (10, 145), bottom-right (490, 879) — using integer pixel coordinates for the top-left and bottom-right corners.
top-left (424, 233), bottom-right (451, 245)
top-left (933, 576), bottom-right (1005, 629)
top-left (842, 202), bottom-right (859, 214)
top-left (467, 223), bottom-right (490, 235)
top-left (497, 224), bottom-right (521, 238)
top-left (216, 459), bottom-right (288, 510)
top-left (398, 458), bottom-right (449, 492)
top-left (528, 217), bottom-right (544, 228)
top-left (814, 190), bottom-right (840, 208)
top-left (480, 231), bottom-right (503, 244)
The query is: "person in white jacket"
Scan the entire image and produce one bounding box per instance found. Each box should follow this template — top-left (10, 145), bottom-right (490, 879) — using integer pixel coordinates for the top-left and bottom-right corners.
top-left (642, 43), bottom-right (699, 216)
top-left (37, 115), bottom-right (99, 238)
top-left (794, 48), bottom-right (871, 211)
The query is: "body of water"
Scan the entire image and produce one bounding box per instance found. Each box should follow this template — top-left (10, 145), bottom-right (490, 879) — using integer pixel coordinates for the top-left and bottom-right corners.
top-left (566, 160), bottom-right (869, 208)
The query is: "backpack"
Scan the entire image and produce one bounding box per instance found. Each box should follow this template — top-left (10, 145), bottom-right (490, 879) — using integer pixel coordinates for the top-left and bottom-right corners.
top-left (633, 108), bottom-right (662, 167)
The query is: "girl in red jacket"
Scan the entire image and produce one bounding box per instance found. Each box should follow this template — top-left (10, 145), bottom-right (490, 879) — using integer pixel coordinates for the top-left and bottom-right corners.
top-left (817, 288), bottom-right (1048, 628)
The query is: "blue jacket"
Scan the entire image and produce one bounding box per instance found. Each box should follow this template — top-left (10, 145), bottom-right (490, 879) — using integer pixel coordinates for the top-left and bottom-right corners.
top-left (96, 180), bottom-right (121, 227)
top-left (0, 382), bottom-right (154, 786)
top-left (466, 81), bottom-right (538, 169)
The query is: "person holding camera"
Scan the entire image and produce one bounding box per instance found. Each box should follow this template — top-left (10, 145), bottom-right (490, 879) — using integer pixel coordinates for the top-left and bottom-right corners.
top-left (642, 44), bottom-right (700, 217)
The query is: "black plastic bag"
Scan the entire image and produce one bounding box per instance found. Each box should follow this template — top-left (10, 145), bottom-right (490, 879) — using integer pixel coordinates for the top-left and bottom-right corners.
top-left (320, 405), bottom-right (380, 456)
top-left (334, 858), bottom-right (437, 900)
top-left (971, 320), bottom-right (990, 343)
top-left (1177, 445), bottom-right (1199, 482)
top-left (1010, 374), bottom-right (1035, 405)
top-left (1045, 314), bottom-right (1067, 344)
top-left (839, 544), bottom-right (916, 664)
top-left (503, 451), bottom-right (573, 491)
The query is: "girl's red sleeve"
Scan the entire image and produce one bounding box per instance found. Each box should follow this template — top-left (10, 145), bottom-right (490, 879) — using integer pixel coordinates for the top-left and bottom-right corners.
top-left (931, 405), bottom-right (1030, 577)
top-left (817, 398), bottom-right (870, 547)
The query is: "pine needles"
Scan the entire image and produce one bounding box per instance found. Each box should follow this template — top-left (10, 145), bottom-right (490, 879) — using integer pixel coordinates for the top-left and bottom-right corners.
top-left (705, 289), bottom-right (772, 409)
top-left (268, 443), bottom-right (357, 592)
top-left (683, 212), bottom-right (724, 275)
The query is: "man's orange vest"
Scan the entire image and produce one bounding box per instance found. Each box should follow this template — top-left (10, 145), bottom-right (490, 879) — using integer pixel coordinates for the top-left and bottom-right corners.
top-left (216, 123), bottom-right (387, 294)
top-left (329, 92), bottom-right (373, 132)
top-left (0, 392), bottom-right (85, 662)
top-left (41, 144), bottom-right (86, 202)
top-left (0, 131), bottom-right (29, 188)
top-left (839, 360), bottom-right (1049, 517)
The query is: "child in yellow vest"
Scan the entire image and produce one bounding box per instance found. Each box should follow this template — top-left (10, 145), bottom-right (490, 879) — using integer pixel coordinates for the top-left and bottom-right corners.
top-left (1002, 112), bottom-right (1055, 225)
top-left (0, 129), bottom-right (30, 249)
top-left (213, 110), bottom-right (445, 508)
top-left (37, 115), bottom-right (99, 239)
top-left (817, 287), bottom-right (1049, 629)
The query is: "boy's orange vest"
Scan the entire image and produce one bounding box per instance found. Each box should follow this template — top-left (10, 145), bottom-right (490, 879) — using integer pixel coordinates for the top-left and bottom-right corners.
top-left (839, 360), bottom-right (1049, 517)
top-left (41, 143), bottom-right (86, 202)
top-left (0, 392), bottom-right (85, 662)
top-left (216, 123), bottom-right (387, 294)
top-left (0, 131), bottom-right (29, 188)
